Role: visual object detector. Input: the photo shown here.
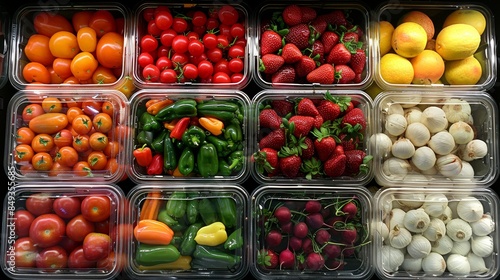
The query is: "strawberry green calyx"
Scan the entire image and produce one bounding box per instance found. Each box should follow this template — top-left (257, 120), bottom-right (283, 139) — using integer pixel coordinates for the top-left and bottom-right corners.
top-left (278, 146), bottom-right (299, 158)
top-left (324, 91), bottom-right (351, 112)
top-left (300, 157), bottom-right (323, 180)
top-left (359, 154), bottom-right (373, 175)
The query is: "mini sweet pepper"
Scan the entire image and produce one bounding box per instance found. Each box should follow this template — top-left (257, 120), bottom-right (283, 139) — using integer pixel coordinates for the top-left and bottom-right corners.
top-left (194, 221), bottom-right (227, 246)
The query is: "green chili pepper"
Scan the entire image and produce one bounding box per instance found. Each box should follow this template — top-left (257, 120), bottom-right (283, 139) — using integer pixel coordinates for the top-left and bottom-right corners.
top-left (186, 199), bottom-right (199, 224)
top-left (223, 122), bottom-right (242, 144)
top-left (218, 158), bottom-right (233, 176)
top-left (197, 143), bottom-right (219, 177)
top-left (180, 223), bottom-right (203, 256)
top-left (224, 227), bottom-right (243, 250)
top-left (182, 125), bottom-right (206, 148)
top-left (136, 244), bottom-right (181, 266)
top-left (192, 245), bottom-right (241, 269)
top-left (166, 191), bottom-right (187, 219)
top-left (198, 198), bottom-right (218, 225)
top-left (140, 111), bottom-right (162, 131)
top-left (206, 135), bottom-right (232, 157)
top-left (163, 131), bottom-right (177, 172)
top-left (196, 100), bottom-right (240, 112)
top-left (157, 208), bottom-right (186, 232)
top-left (151, 129), bottom-right (168, 153)
top-left (155, 99), bottom-right (197, 121)
top-left (178, 147), bottom-right (195, 176)
top-left (227, 150), bottom-right (244, 172)
top-left (136, 130), bottom-right (154, 146)
top-left (216, 197), bottom-right (237, 228)
top-left (197, 109), bottom-right (240, 123)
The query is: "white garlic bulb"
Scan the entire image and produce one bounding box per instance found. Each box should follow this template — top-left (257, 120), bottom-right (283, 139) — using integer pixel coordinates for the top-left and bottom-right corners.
top-left (442, 98), bottom-right (472, 124)
top-left (405, 122), bottom-right (431, 147)
top-left (404, 208), bottom-right (431, 233)
top-left (381, 245), bottom-right (405, 272)
top-left (436, 154), bottom-right (463, 178)
top-left (467, 252), bottom-right (489, 272)
top-left (420, 106), bottom-right (448, 133)
top-left (451, 240), bottom-right (471, 256)
top-left (423, 218), bottom-right (447, 241)
top-left (402, 255), bottom-right (422, 272)
top-left (374, 221), bottom-right (390, 242)
top-left (471, 235), bottom-right (494, 257)
top-left (450, 161), bottom-right (474, 181)
top-left (389, 225), bottom-right (413, 249)
top-left (386, 208), bottom-right (407, 230)
top-left (458, 139), bottom-right (488, 161)
top-left (456, 196), bottom-right (484, 223)
top-left (407, 234), bottom-right (431, 259)
top-left (428, 131), bottom-right (456, 155)
top-left (370, 133), bottom-right (393, 159)
top-left (438, 206), bottom-right (453, 224)
top-left (391, 96), bottom-right (423, 108)
top-left (391, 138), bottom-right (415, 159)
top-left (431, 235), bottom-right (453, 255)
top-left (382, 157), bottom-right (411, 179)
top-left (470, 214), bottom-right (495, 236)
top-left (421, 252), bottom-right (446, 276)
top-left (385, 113), bottom-right (408, 136)
top-left (422, 193), bottom-right (449, 217)
top-left (404, 107), bottom-right (422, 124)
top-left (448, 121), bottom-right (475, 145)
top-left (388, 103), bottom-right (405, 115)
top-left (395, 193), bottom-right (426, 209)
top-left (446, 253), bottom-right (471, 275)
top-left (446, 218), bottom-right (472, 242)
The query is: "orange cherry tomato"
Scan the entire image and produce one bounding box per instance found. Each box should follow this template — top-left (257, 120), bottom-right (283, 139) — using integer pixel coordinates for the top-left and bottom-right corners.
top-left (72, 114), bottom-right (93, 135)
top-left (31, 133), bottom-right (55, 153)
top-left (116, 76), bottom-right (135, 99)
top-left (92, 66), bottom-right (117, 84)
top-left (70, 52), bottom-right (98, 81)
top-left (108, 124), bottom-right (129, 140)
top-left (63, 76), bottom-right (81, 84)
top-left (61, 98), bottom-right (82, 109)
top-left (16, 127), bottom-right (36, 145)
top-left (105, 157), bottom-right (120, 175)
top-left (22, 103), bottom-right (45, 122)
top-left (101, 101), bottom-right (114, 116)
top-left (96, 32), bottom-right (124, 69)
top-left (20, 164), bottom-right (36, 175)
top-left (42, 97), bottom-right (63, 113)
top-left (33, 12), bottom-right (74, 37)
top-left (48, 162), bottom-right (72, 177)
top-left (53, 129), bottom-right (74, 148)
top-left (87, 151), bottom-right (108, 170)
top-left (52, 58), bottom-right (73, 80)
top-left (31, 152), bottom-right (54, 171)
top-left (73, 161), bottom-right (93, 177)
top-left (47, 66), bottom-right (65, 84)
top-left (72, 11), bottom-right (93, 32)
top-left (55, 146), bottom-right (79, 167)
top-left (23, 62), bottom-right (51, 84)
top-left (92, 112), bottom-right (113, 134)
top-left (89, 132), bottom-right (109, 151)
top-left (66, 106), bottom-right (84, 123)
top-left (73, 134), bottom-right (91, 153)
top-left (24, 34), bottom-right (56, 66)
top-left (28, 113), bottom-right (69, 134)
top-left (14, 144), bottom-right (35, 163)
top-left (103, 141), bottom-right (121, 158)
top-left (88, 10), bottom-right (116, 37)
top-left (77, 27), bottom-right (97, 52)
top-left (49, 31), bottom-right (79, 59)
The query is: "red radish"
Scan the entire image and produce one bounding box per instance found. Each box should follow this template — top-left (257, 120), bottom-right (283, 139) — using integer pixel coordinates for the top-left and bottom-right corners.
top-left (305, 252), bottom-right (325, 270)
top-left (314, 229), bottom-right (331, 245)
top-left (342, 246), bottom-right (355, 257)
top-left (321, 206), bottom-right (331, 218)
top-left (326, 215), bottom-right (345, 237)
top-left (280, 221), bottom-right (293, 234)
top-left (258, 249), bottom-right (279, 269)
top-left (325, 258), bottom-right (346, 270)
top-left (304, 200), bottom-right (322, 213)
top-left (293, 222), bottom-right (308, 239)
top-left (323, 243), bottom-right (341, 259)
top-left (341, 201), bottom-right (358, 219)
top-left (274, 206), bottom-right (292, 224)
top-left (305, 212), bottom-right (324, 230)
top-left (289, 236), bottom-right (303, 251)
top-left (266, 229), bottom-right (283, 248)
top-left (302, 238), bottom-right (313, 254)
top-left (341, 225), bottom-right (357, 244)
top-left (284, 200), bottom-right (306, 211)
top-left (279, 248), bottom-right (295, 269)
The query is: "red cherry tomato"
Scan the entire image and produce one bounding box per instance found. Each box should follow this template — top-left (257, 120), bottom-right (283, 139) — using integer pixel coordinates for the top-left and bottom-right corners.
top-left (192, 11), bottom-right (207, 27)
top-left (140, 34), bottom-right (158, 53)
top-left (146, 19), bottom-right (162, 36)
top-left (182, 63), bottom-right (198, 80)
top-left (172, 17), bottom-right (189, 33)
top-left (154, 10), bottom-right (173, 30)
top-left (82, 232), bottom-right (111, 261)
top-left (142, 64), bottom-right (160, 82)
top-left (206, 17), bottom-right (219, 30)
top-left (35, 246), bottom-right (68, 269)
top-left (213, 71), bottom-right (231, 83)
top-left (160, 69), bottom-right (178, 83)
top-left (214, 59), bottom-right (231, 75)
top-left (80, 196), bottom-right (111, 223)
top-left (202, 33), bottom-right (218, 49)
top-left (171, 34), bottom-right (189, 54)
top-left (13, 237), bottom-right (38, 268)
top-left (14, 210), bottom-right (35, 238)
top-left (197, 60), bottom-right (214, 80)
top-left (188, 39), bottom-right (205, 57)
top-left (53, 196), bottom-right (81, 219)
top-left (159, 29), bottom-right (177, 47)
top-left (171, 52), bottom-right (189, 66)
top-left (68, 246), bottom-right (97, 268)
top-left (138, 52), bottom-right (155, 68)
top-left (66, 214), bottom-right (95, 242)
top-left (26, 193), bottom-right (54, 216)
top-left (230, 22), bottom-right (246, 39)
top-left (228, 44), bottom-right (245, 59)
top-left (228, 57), bottom-right (244, 73)
top-left (218, 5), bottom-right (239, 26)
top-left (156, 56), bottom-right (173, 71)
top-left (206, 48), bottom-right (223, 63)
top-left (29, 214), bottom-right (66, 248)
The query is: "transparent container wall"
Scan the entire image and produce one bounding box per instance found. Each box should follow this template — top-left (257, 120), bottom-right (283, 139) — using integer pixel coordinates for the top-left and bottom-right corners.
top-left (250, 185), bottom-right (374, 279)
top-left (9, 3), bottom-right (132, 90)
top-left (253, 2), bottom-right (372, 89)
top-left (372, 91), bottom-right (499, 187)
top-left (125, 184), bottom-right (249, 279)
top-left (372, 2), bottom-right (497, 91)
top-left (0, 184), bottom-right (126, 279)
top-left (251, 89), bottom-right (374, 186)
top-left (0, 8), bottom-right (9, 89)
top-left (132, 2), bottom-right (252, 89)
top-left (3, 90), bottom-right (130, 183)
top-left (373, 187), bottom-right (500, 280)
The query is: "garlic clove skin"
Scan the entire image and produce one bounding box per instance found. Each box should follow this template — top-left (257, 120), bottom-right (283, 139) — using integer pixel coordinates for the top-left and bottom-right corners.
top-left (458, 139), bottom-right (488, 162)
top-left (431, 234), bottom-right (453, 255)
top-left (407, 234), bottom-right (431, 259)
top-left (420, 106), bottom-right (448, 133)
top-left (467, 252), bottom-right (489, 272)
top-left (391, 138), bottom-right (415, 159)
top-left (404, 208), bottom-right (431, 233)
top-left (442, 98), bottom-right (472, 124)
top-left (436, 154), bottom-right (463, 178)
top-left (382, 157), bottom-right (411, 179)
top-left (471, 235), bottom-right (494, 257)
top-left (428, 131), bottom-right (456, 155)
top-left (446, 218), bottom-right (472, 242)
top-left (470, 214), bottom-right (495, 236)
top-left (438, 206), bottom-right (453, 224)
top-left (456, 196), bottom-right (484, 223)
top-left (381, 245), bottom-right (405, 272)
top-left (395, 193), bottom-right (426, 209)
top-left (446, 253), bottom-right (471, 275)
top-left (404, 107), bottom-right (422, 125)
top-left (385, 113), bottom-right (408, 136)
top-left (448, 121), bottom-right (475, 145)
top-left (386, 208), bottom-right (407, 231)
top-left (422, 252), bottom-right (446, 276)
top-left (402, 255), bottom-right (422, 272)
top-left (388, 103), bottom-right (405, 116)
top-left (374, 221), bottom-right (390, 243)
top-left (423, 218), bottom-right (447, 241)
top-left (450, 240), bottom-right (471, 256)
top-left (391, 95), bottom-right (423, 108)
top-left (422, 193), bottom-right (449, 217)
top-left (370, 133), bottom-right (393, 159)
top-left (389, 225), bottom-right (413, 249)
top-left (450, 161), bottom-right (474, 182)
top-left (405, 122), bottom-right (431, 147)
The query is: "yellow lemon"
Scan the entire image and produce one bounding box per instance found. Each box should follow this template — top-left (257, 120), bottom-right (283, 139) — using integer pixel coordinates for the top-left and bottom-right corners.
top-left (410, 50), bottom-right (445, 84)
top-left (443, 9), bottom-right (486, 35)
top-left (444, 55), bottom-right (482, 85)
top-left (399, 10), bottom-right (435, 41)
top-left (380, 53), bottom-right (414, 84)
top-left (379, 21), bottom-right (395, 56)
top-left (391, 22), bottom-right (427, 58)
top-left (435, 23), bottom-right (480, 61)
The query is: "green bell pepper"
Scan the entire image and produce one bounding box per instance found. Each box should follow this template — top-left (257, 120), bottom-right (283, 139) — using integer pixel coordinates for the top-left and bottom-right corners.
top-left (192, 245), bottom-right (241, 269)
top-left (155, 99), bottom-right (198, 121)
top-left (136, 130), bottom-right (154, 146)
top-left (157, 208), bottom-right (186, 232)
top-left (182, 125), bottom-right (206, 148)
top-left (178, 147), bottom-right (195, 176)
top-left (216, 197), bottom-right (237, 228)
top-left (166, 192), bottom-right (187, 219)
top-left (186, 198), bottom-right (199, 224)
top-left (224, 227), bottom-right (243, 250)
top-left (140, 111), bottom-right (162, 131)
top-left (136, 244), bottom-right (181, 266)
top-left (197, 143), bottom-right (219, 177)
top-left (180, 222), bottom-right (203, 256)
top-left (198, 198), bottom-right (218, 225)
top-left (163, 130), bottom-right (177, 172)
top-left (151, 129), bottom-right (168, 153)
top-left (223, 122), bottom-right (242, 144)
top-left (196, 100), bottom-right (240, 112)
top-left (206, 135), bottom-right (232, 157)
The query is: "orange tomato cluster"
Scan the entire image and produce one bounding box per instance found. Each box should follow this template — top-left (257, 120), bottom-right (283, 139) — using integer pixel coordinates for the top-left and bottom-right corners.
top-left (22, 10), bottom-right (125, 85)
top-left (14, 96), bottom-right (127, 179)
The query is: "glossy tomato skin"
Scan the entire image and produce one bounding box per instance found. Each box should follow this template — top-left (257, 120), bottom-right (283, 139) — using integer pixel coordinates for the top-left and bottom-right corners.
top-left (14, 210), bottom-right (35, 238)
top-left (53, 196), bottom-right (81, 219)
top-left (35, 245), bottom-right (68, 269)
top-left (68, 246), bottom-right (97, 268)
top-left (13, 237), bottom-right (38, 268)
top-left (83, 232), bottom-right (111, 261)
top-left (49, 31), bottom-right (79, 59)
top-left (23, 62), bottom-right (51, 84)
top-left (22, 103), bottom-right (44, 122)
top-left (26, 193), bottom-right (54, 216)
top-left (89, 10), bottom-right (117, 37)
top-left (24, 34), bottom-right (56, 66)
top-left (80, 196), bottom-right (111, 223)
top-left (58, 236), bottom-right (81, 254)
top-left (96, 32), bottom-right (124, 69)
top-left (66, 214), bottom-right (95, 242)
top-left (70, 52), bottom-right (99, 81)
top-left (29, 214), bottom-right (66, 248)
top-left (34, 12), bottom-right (74, 37)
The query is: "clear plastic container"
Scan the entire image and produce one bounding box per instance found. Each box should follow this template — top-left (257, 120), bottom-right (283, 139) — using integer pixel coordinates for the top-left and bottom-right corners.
top-left (125, 184), bottom-right (249, 279)
top-left (373, 187), bottom-right (500, 279)
top-left (127, 89), bottom-right (250, 184)
top-left (372, 2), bottom-right (497, 91)
top-left (0, 8), bottom-right (9, 89)
top-left (251, 89), bottom-right (374, 186)
top-left (3, 90), bottom-right (130, 183)
top-left (372, 91), bottom-right (499, 187)
top-left (250, 185), bottom-right (374, 279)
top-left (1, 183), bottom-right (126, 279)
top-left (253, 1), bottom-right (372, 89)
top-left (9, 3), bottom-right (132, 90)
top-left (131, 2), bottom-right (252, 89)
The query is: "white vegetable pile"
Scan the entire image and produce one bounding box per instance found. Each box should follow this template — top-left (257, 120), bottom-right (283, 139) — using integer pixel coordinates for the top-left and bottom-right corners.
top-left (372, 98), bottom-right (488, 182)
top-left (379, 194), bottom-right (495, 275)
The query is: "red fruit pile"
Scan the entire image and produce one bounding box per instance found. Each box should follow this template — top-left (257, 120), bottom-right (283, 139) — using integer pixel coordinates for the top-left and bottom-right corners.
top-left (257, 196), bottom-right (369, 271)
top-left (253, 92), bottom-right (372, 179)
top-left (137, 5), bottom-right (247, 84)
top-left (258, 4), bottom-right (367, 85)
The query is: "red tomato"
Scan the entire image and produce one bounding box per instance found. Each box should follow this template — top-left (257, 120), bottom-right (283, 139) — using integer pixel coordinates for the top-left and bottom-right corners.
top-left (206, 47), bottom-right (223, 63)
top-left (182, 63), bottom-right (198, 80)
top-left (146, 19), bottom-right (162, 36)
top-left (142, 64), bottom-right (160, 82)
top-left (230, 22), bottom-right (246, 39)
top-left (187, 39), bottom-right (204, 57)
top-left (197, 60), bottom-right (214, 79)
top-left (228, 57), bottom-right (244, 73)
top-left (96, 251), bottom-right (122, 272)
top-left (13, 237), bottom-right (38, 268)
top-left (96, 32), bottom-right (124, 69)
top-left (186, 31), bottom-right (199, 41)
top-left (53, 196), bottom-right (81, 219)
top-left (157, 45), bottom-right (170, 58)
top-left (52, 58), bottom-right (73, 79)
top-left (14, 210), bottom-right (35, 238)
top-left (89, 10), bottom-right (116, 37)
top-left (159, 29), bottom-right (176, 47)
top-left (154, 10), bottom-right (173, 30)
top-left (228, 45), bottom-right (245, 59)
top-left (191, 10), bottom-right (207, 27)
top-left (140, 34), bottom-right (158, 53)
top-left (35, 246), bottom-right (68, 269)
top-left (23, 62), bottom-right (51, 84)
top-left (24, 34), bottom-right (56, 66)
top-left (66, 214), bottom-right (95, 242)
top-left (94, 220), bottom-right (110, 234)
top-left (170, 52), bottom-right (189, 66)
top-left (138, 52), bottom-right (155, 69)
top-left (156, 56), bottom-right (173, 71)
top-left (160, 68), bottom-right (178, 83)
top-left (29, 214), bottom-right (66, 248)
top-left (213, 71), bottom-right (231, 83)
top-left (81, 100), bottom-right (103, 117)
top-left (171, 34), bottom-right (189, 54)
top-left (83, 232), bottom-right (111, 261)
top-left (34, 12), bottom-right (74, 37)
top-left (206, 17), bottom-right (219, 31)
top-left (214, 59), bottom-right (230, 75)
top-left (172, 17), bottom-right (188, 33)
top-left (22, 103), bottom-right (44, 122)
top-left (58, 236), bottom-right (80, 254)
top-left (68, 246), bottom-right (97, 268)
top-left (218, 5), bottom-right (239, 25)
top-left (231, 72), bottom-right (244, 83)
top-left (26, 193), bottom-right (54, 216)
top-left (81, 196), bottom-right (111, 223)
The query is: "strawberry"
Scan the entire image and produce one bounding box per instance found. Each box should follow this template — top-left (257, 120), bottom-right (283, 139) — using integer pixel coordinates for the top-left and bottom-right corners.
top-left (295, 55), bottom-right (317, 78)
top-left (282, 4), bottom-right (302, 27)
top-left (339, 133), bottom-right (358, 151)
top-left (285, 23), bottom-right (311, 50)
top-left (334, 64), bottom-right (356, 84)
top-left (279, 153), bottom-right (302, 178)
top-left (260, 54), bottom-right (285, 74)
top-left (259, 108), bottom-right (282, 130)
top-left (253, 147), bottom-right (279, 175)
top-left (271, 100), bottom-right (294, 117)
top-left (306, 64), bottom-right (335, 84)
top-left (311, 40), bottom-right (325, 63)
top-left (323, 153), bottom-right (346, 177)
top-left (318, 10), bottom-right (347, 27)
top-left (343, 149), bottom-right (372, 177)
top-left (343, 31), bottom-right (359, 43)
top-left (282, 43), bottom-right (302, 64)
top-left (341, 107), bottom-right (366, 130)
top-left (320, 31), bottom-right (340, 54)
top-left (259, 128), bottom-right (286, 150)
top-left (258, 249), bottom-right (279, 269)
top-left (326, 43), bottom-right (351, 65)
top-left (310, 18), bottom-right (327, 37)
top-left (300, 7), bottom-right (317, 23)
top-left (301, 136), bottom-right (315, 160)
top-left (317, 100), bottom-right (340, 121)
top-left (296, 97), bottom-right (319, 117)
top-left (350, 49), bottom-right (366, 74)
top-left (312, 127), bottom-right (337, 162)
top-left (287, 115), bottom-right (315, 137)
top-left (261, 30), bottom-right (283, 55)
top-left (313, 114), bottom-right (324, 129)
top-left (272, 65), bottom-right (296, 84)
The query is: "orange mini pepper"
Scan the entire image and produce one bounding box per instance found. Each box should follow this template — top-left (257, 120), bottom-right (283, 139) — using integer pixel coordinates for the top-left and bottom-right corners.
top-left (163, 119), bottom-right (178, 131)
top-left (146, 99), bottom-right (174, 115)
top-left (134, 219), bottom-right (174, 245)
top-left (199, 117), bottom-right (224, 136)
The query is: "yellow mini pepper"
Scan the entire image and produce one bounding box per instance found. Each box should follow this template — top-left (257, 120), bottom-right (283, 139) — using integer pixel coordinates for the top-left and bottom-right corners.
top-left (138, 255), bottom-right (192, 270)
top-left (194, 221), bottom-right (227, 246)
